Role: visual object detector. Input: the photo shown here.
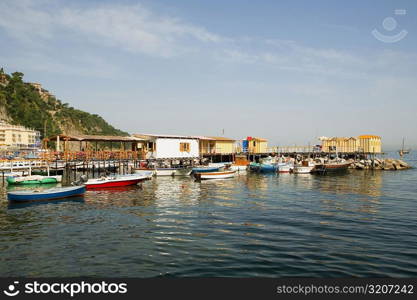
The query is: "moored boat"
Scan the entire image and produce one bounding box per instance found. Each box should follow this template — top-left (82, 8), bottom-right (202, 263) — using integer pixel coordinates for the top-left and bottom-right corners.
top-left (7, 175), bottom-right (62, 185)
top-left (191, 166), bottom-right (220, 173)
top-left (7, 186), bottom-right (86, 202)
top-left (230, 165), bottom-right (247, 172)
top-left (194, 170), bottom-right (236, 180)
top-left (312, 161), bottom-right (351, 174)
top-left (85, 173), bottom-right (152, 189)
top-left (292, 161), bottom-right (315, 174)
top-left (134, 167), bottom-right (192, 176)
top-left (277, 163), bottom-right (293, 173)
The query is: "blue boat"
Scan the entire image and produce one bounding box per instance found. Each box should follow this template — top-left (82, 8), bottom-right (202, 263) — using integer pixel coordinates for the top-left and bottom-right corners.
top-left (191, 166), bottom-right (220, 173)
top-left (259, 164), bottom-right (277, 173)
top-left (7, 186), bottom-right (86, 202)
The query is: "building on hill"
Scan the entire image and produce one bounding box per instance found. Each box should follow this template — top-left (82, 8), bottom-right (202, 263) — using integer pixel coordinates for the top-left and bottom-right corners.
top-left (0, 121), bottom-right (41, 150)
top-left (28, 82), bottom-right (53, 100)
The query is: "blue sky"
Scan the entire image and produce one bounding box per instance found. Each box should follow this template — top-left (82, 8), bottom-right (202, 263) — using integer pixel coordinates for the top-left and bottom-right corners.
top-left (0, 0), bottom-right (416, 149)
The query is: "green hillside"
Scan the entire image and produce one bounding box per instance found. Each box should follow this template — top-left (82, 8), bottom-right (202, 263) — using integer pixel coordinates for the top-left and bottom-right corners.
top-left (0, 68), bottom-right (128, 138)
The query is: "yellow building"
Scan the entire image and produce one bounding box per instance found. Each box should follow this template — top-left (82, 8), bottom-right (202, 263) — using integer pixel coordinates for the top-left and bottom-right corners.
top-left (0, 121), bottom-right (41, 149)
top-left (199, 136), bottom-right (236, 154)
top-left (247, 137), bottom-right (268, 153)
top-left (358, 135), bottom-right (381, 153)
top-left (319, 137), bottom-right (358, 152)
top-left (319, 135), bottom-right (382, 153)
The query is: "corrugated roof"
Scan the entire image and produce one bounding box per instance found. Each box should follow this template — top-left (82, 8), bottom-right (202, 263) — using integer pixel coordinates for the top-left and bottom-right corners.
top-left (46, 134), bottom-right (144, 142)
top-left (200, 136), bottom-right (236, 141)
top-left (133, 133), bottom-right (199, 140)
top-left (252, 137), bottom-right (268, 142)
top-left (358, 135), bottom-right (381, 139)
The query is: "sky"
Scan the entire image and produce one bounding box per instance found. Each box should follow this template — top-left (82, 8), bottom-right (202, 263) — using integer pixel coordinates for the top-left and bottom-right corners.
top-left (0, 0), bottom-right (416, 150)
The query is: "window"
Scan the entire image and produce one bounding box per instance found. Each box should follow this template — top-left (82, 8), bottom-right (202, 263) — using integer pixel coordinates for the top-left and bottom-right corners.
top-left (147, 142), bottom-right (155, 151)
top-left (180, 142), bottom-right (190, 152)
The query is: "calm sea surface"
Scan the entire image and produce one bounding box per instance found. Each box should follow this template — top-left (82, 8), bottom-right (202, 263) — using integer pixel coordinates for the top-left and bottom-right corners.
top-left (0, 152), bottom-right (416, 277)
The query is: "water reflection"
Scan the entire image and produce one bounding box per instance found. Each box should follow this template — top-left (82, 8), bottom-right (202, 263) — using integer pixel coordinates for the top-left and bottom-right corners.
top-left (315, 170), bottom-right (383, 197)
top-left (0, 161), bottom-right (416, 277)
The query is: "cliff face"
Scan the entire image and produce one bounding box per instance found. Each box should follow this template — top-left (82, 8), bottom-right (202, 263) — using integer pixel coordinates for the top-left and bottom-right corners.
top-left (0, 69), bottom-right (128, 138)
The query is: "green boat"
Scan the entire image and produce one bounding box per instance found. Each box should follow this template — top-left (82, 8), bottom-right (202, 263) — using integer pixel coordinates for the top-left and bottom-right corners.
top-left (7, 175), bottom-right (62, 185)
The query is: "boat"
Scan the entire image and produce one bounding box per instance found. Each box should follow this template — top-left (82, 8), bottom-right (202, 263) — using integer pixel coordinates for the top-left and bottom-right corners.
top-left (194, 170), bottom-right (236, 180)
top-left (84, 173), bottom-right (152, 189)
top-left (292, 161), bottom-right (315, 174)
top-left (259, 164), bottom-right (277, 172)
top-left (7, 186), bottom-right (86, 202)
top-left (312, 161), bottom-right (351, 174)
top-left (398, 138), bottom-right (411, 157)
top-left (230, 155), bottom-right (249, 172)
top-left (249, 162), bottom-right (261, 172)
top-left (230, 165), bottom-right (247, 172)
top-left (7, 175), bottom-right (62, 185)
top-left (191, 166), bottom-right (220, 173)
top-left (134, 167), bottom-right (192, 176)
top-left (277, 162), bottom-right (293, 173)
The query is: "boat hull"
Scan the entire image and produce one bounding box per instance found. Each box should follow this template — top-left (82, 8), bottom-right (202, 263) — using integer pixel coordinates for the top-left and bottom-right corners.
top-left (8, 186), bottom-right (86, 202)
top-left (191, 167), bottom-right (220, 173)
top-left (312, 163), bottom-right (350, 174)
top-left (134, 168), bottom-right (192, 176)
top-left (194, 170), bottom-right (236, 180)
top-left (259, 164), bottom-right (277, 173)
top-left (85, 174), bottom-right (151, 189)
top-left (293, 166), bottom-right (314, 174)
top-left (7, 175), bottom-right (62, 185)
top-left (277, 164), bottom-right (292, 173)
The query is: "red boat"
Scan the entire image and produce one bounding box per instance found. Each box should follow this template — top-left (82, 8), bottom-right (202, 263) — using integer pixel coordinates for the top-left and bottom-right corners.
top-left (84, 173), bottom-right (153, 189)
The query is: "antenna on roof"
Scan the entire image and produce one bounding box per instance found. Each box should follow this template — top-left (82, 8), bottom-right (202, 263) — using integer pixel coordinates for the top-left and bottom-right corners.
top-left (222, 128), bottom-right (224, 136)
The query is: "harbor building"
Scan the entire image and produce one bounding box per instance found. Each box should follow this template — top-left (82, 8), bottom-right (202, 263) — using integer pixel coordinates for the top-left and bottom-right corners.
top-left (319, 135), bottom-right (382, 153)
top-left (319, 137), bottom-right (358, 153)
top-left (133, 134), bottom-right (200, 159)
top-left (358, 135), bottom-right (382, 153)
top-left (0, 121), bottom-right (41, 150)
top-left (246, 137), bottom-right (268, 153)
top-left (198, 136), bottom-right (236, 154)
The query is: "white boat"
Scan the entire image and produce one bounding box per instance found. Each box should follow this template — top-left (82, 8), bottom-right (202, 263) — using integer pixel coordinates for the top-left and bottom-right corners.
top-left (277, 163), bottom-right (293, 173)
top-left (292, 161), bottom-right (315, 174)
top-left (194, 170), bottom-right (236, 180)
top-left (230, 165), bottom-right (247, 172)
top-left (134, 167), bottom-right (192, 176)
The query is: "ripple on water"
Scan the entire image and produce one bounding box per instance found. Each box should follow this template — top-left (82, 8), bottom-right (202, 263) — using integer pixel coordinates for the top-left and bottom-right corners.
top-left (0, 154), bottom-right (417, 277)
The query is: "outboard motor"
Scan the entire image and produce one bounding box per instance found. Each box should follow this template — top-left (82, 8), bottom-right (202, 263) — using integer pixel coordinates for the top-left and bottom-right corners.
top-left (72, 175), bottom-right (88, 186)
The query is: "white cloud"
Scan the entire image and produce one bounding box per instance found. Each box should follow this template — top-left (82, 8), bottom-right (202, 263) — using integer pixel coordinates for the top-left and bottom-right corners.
top-left (0, 0), bottom-right (223, 58)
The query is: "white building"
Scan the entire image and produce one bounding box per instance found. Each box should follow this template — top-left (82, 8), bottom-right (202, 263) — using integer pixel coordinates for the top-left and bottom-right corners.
top-left (133, 133), bottom-right (200, 159)
top-left (0, 121), bottom-right (41, 150)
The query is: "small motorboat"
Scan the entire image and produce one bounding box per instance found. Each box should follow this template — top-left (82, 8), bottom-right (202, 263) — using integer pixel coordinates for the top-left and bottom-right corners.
top-left (259, 164), bottom-right (277, 173)
top-left (230, 165), bottom-right (247, 172)
top-left (191, 166), bottom-right (220, 173)
top-left (134, 167), bottom-right (192, 176)
top-left (277, 163), bottom-right (293, 173)
top-left (312, 161), bottom-right (351, 174)
top-left (292, 161), bottom-right (315, 174)
top-left (194, 170), bottom-right (236, 180)
top-left (7, 175), bottom-right (62, 185)
top-left (7, 186), bottom-right (86, 202)
top-left (84, 173), bottom-right (152, 189)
